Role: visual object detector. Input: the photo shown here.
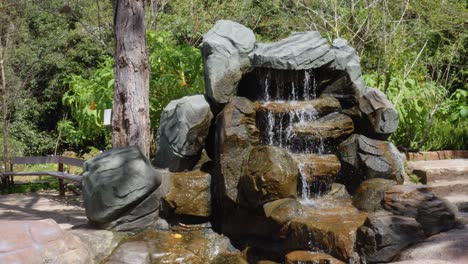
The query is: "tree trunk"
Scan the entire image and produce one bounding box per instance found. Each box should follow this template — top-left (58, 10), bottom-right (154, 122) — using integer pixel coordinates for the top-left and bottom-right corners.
top-left (0, 56), bottom-right (9, 187)
top-left (112, 0), bottom-right (151, 157)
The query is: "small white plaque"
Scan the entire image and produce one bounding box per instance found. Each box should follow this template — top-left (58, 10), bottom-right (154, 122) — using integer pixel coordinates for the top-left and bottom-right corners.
top-left (104, 109), bottom-right (112, 125)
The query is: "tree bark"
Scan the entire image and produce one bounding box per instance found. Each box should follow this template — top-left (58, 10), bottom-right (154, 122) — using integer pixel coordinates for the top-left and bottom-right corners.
top-left (0, 55), bottom-right (9, 186)
top-left (112, 0), bottom-right (151, 157)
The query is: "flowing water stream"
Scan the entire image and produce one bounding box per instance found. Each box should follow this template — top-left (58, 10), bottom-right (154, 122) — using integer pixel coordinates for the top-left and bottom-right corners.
top-left (258, 69), bottom-right (328, 204)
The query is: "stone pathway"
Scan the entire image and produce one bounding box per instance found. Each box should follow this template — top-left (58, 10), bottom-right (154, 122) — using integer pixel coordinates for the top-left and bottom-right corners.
top-left (391, 225), bottom-right (468, 264)
top-left (408, 159), bottom-right (468, 222)
top-left (0, 192), bottom-right (87, 229)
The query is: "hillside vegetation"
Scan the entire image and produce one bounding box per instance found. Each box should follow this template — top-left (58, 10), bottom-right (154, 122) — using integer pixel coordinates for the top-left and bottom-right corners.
top-left (0, 0), bottom-right (466, 159)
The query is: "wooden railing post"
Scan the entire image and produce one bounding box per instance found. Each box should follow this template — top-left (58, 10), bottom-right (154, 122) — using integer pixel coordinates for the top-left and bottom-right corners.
top-left (58, 158), bottom-right (65, 196)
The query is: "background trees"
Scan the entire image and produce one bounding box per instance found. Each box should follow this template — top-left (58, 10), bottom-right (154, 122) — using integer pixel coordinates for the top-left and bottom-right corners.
top-left (0, 0), bottom-right (466, 159)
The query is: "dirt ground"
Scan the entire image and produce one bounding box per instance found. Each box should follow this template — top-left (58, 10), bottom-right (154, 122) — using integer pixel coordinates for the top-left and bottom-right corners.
top-left (0, 191), bottom-right (87, 229)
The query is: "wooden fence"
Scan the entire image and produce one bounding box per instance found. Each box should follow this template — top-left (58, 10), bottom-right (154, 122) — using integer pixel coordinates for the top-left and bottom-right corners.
top-left (0, 156), bottom-right (85, 195)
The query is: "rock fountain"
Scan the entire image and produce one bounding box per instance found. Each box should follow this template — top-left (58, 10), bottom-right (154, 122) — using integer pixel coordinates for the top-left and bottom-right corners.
top-left (81, 20), bottom-right (461, 264)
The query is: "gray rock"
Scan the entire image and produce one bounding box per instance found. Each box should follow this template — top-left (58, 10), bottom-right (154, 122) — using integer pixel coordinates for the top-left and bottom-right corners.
top-left (249, 31), bottom-right (334, 70)
top-left (383, 185), bottom-right (457, 236)
top-left (153, 95), bottom-right (213, 172)
top-left (240, 146), bottom-right (298, 208)
top-left (82, 146), bottom-right (163, 229)
top-left (338, 134), bottom-right (406, 191)
top-left (353, 178), bottom-right (397, 212)
top-left (356, 211), bottom-right (426, 263)
top-left (105, 183), bottom-right (167, 231)
top-left (358, 87), bottom-right (399, 138)
top-left (330, 38), bottom-right (365, 91)
top-left (202, 20), bottom-right (255, 104)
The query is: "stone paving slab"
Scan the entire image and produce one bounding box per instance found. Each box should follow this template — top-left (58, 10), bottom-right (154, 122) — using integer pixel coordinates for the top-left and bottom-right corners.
top-left (407, 159), bottom-right (468, 183)
top-left (0, 192), bottom-right (87, 229)
top-left (392, 225), bottom-right (468, 264)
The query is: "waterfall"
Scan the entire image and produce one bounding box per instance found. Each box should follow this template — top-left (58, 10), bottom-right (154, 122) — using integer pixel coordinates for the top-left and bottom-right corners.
top-left (259, 69), bottom-right (326, 201)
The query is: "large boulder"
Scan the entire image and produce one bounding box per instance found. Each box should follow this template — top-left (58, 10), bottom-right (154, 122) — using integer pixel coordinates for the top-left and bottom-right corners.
top-left (240, 146), bottom-right (298, 208)
top-left (0, 219), bottom-right (91, 264)
top-left (383, 185), bottom-right (457, 235)
top-left (249, 31), bottom-right (334, 70)
top-left (202, 20), bottom-right (255, 104)
top-left (164, 169), bottom-right (211, 218)
top-left (214, 97), bottom-right (259, 205)
top-left (154, 94), bottom-right (213, 172)
top-left (320, 39), bottom-right (365, 107)
top-left (263, 198), bottom-right (306, 225)
top-left (357, 87), bottom-right (399, 139)
top-left (82, 146), bottom-right (164, 230)
top-left (284, 201), bottom-right (367, 262)
top-left (337, 134), bottom-right (405, 191)
top-left (352, 178), bottom-right (397, 212)
top-left (356, 211), bottom-right (426, 263)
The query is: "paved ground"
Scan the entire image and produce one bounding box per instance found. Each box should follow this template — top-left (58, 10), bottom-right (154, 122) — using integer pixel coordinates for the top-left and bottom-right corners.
top-left (0, 192), bottom-right (87, 229)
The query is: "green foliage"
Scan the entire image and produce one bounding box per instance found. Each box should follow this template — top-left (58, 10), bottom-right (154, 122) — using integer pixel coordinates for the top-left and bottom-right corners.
top-left (146, 31), bottom-right (205, 130)
top-left (59, 58), bottom-right (114, 148)
top-left (59, 31), bottom-right (205, 148)
top-left (364, 74), bottom-right (468, 151)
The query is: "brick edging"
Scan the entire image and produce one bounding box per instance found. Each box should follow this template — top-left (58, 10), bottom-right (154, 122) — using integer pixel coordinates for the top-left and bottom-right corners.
top-left (406, 150), bottom-right (468, 161)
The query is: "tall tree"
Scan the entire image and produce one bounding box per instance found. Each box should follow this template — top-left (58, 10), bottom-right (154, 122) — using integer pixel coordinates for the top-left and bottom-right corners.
top-left (0, 18), bottom-right (14, 187)
top-left (112, 0), bottom-right (151, 157)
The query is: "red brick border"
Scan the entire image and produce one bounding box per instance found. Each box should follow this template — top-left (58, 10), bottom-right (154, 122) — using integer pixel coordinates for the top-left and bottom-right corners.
top-left (406, 150), bottom-right (468, 161)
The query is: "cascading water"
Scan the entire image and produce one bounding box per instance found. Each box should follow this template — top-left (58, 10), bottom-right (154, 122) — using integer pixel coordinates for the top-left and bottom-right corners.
top-left (258, 69), bottom-right (327, 204)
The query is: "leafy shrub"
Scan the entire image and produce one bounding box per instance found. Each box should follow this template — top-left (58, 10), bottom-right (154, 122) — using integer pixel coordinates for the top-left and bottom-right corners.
top-left (59, 31), bottom-right (205, 150)
top-left (364, 73), bottom-right (467, 151)
top-left (146, 31), bottom-right (205, 131)
top-left (58, 57), bottom-right (114, 148)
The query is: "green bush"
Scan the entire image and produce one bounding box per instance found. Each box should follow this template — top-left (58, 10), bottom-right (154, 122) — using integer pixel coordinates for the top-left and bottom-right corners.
top-left (364, 73), bottom-right (467, 151)
top-left (59, 31), bottom-right (205, 150)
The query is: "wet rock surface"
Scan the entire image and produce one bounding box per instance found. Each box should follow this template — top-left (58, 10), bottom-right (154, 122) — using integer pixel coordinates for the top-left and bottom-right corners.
top-left (383, 185), bottom-right (457, 235)
top-left (353, 178), bottom-right (397, 212)
top-left (105, 228), bottom-right (241, 264)
top-left (153, 94), bottom-right (213, 171)
top-left (164, 169), bottom-right (211, 218)
top-left (291, 112), bottom-right (354, 143)
top-left (291, 154), bottom-right (341, 194)
top-left (82, 146), bottom-right (163, 230)
top-left (256, 97), bottom-right (341, 117)
top-left (0, 219), bottom-right (91, 264)
top-left (240, 146), bottom-right (298, 208)
top-left (356, 211), bottom-right (426, 263)
top-left (285, 251), bottom-right (345, 264)
top-left (284, 200), bottom-right (368, 262)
